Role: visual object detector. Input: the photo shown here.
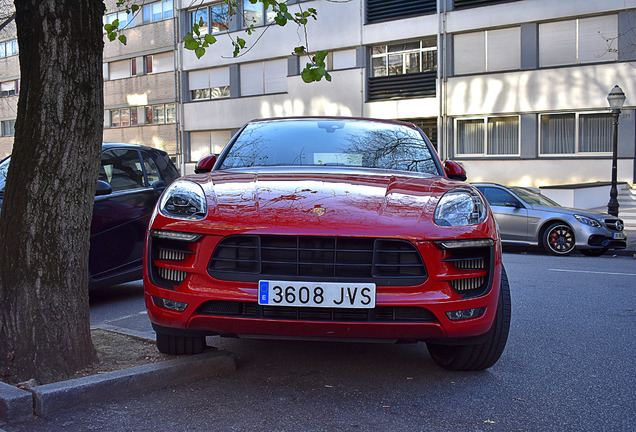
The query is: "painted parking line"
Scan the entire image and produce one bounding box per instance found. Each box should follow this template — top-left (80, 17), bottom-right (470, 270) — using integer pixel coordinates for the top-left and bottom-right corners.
top-left (550, 269), bottom-right (636, 277)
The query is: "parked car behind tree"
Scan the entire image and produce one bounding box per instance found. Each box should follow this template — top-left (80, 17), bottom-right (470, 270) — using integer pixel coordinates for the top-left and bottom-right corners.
top-left (0, 143), bottom-right (180, 288)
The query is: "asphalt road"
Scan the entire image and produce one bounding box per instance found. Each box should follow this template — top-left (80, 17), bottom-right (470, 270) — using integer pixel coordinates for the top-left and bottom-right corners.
top-left (5, 252), bottom-right (636, 432)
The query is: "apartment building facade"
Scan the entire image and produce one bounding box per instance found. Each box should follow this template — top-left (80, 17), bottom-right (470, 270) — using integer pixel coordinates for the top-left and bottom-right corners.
top-left (178, 0), bottom-right (636, 187)
top-left (2, 0), bottom-right (635, 190)
top-left (0, 14), bottom-right (18, 159)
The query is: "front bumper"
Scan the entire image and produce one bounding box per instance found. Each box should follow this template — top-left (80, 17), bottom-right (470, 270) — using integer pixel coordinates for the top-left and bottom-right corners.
top-left (576, 225), bottom-right (627, 250)
top-left (143, 219), bottom-right (503, 343)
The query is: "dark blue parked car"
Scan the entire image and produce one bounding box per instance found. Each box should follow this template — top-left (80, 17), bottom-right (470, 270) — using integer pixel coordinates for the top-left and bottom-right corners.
top-left (0, 143), bottom-right (180, 288)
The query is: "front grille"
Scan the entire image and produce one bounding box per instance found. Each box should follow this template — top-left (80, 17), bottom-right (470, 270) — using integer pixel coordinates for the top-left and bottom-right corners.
top-left (195, 301), bottom-right (437, 323)
top-left (208, 235), bottom-right (427, 286)
top-left (604, 219), bottom-right (624, 232)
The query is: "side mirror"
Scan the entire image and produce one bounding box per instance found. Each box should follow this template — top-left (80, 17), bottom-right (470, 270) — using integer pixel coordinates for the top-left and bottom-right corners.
top-left (152, 180), bottom-right (167, 195)
top-left (95, 180), bottom-right (112, 196)
top-left (194, 155), bottom-right (217, 174)
top-left (443, 160), bottom-right (467, 182)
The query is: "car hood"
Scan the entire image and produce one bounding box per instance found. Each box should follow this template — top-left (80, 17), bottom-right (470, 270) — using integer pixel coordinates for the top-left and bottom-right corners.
top-left (165, 167), bottom-right (479, 238)
top-left (529, 204), bottom-right (616, 220)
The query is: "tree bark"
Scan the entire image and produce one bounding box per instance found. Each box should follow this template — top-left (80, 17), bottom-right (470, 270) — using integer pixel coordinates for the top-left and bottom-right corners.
top-left (0, 0), bottom-right (104, 384)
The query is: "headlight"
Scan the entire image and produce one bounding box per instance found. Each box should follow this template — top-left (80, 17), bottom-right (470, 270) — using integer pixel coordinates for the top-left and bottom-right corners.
top-left (574, 214), bottom-right (601, 227)
top-left (159, 180), bottom-right (207, 220)
top-left (434, 188), bottom-right (487, 227)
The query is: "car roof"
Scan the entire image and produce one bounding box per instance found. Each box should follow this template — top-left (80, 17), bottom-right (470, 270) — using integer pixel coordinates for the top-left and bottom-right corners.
top-left (102, 142), bottom-right (152, 151)
top-left (246, 116), bottom-right (420, 129)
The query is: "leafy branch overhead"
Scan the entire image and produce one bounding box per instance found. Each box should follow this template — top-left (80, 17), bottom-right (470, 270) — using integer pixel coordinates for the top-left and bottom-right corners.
top-left (105, 0), bottom-right (331, 83)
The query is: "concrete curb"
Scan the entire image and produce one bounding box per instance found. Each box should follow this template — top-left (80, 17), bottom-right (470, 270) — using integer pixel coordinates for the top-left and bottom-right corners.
top-left (0, 381), bottom-right (32, 424)
top-left (1, 349), bottom-right (235, 424)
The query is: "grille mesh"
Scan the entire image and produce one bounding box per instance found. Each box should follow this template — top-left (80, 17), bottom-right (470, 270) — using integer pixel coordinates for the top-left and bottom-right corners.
top-left (195, 301), bottom-right (437, 323)
top-left (442, 245), bottom-right (492, 297)
top-left (209, 235), bottom-right (427, 286)
top-left (157, 267), bottom-right (187, 282)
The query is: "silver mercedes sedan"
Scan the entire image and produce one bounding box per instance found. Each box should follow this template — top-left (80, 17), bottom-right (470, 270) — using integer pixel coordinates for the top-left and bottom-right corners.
top-left (473, 183), bottom-right (627, 256)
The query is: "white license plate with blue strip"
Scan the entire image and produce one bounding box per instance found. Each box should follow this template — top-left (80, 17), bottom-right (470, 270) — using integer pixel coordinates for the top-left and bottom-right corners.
top-left (258, 280), bottom-right (376, 309)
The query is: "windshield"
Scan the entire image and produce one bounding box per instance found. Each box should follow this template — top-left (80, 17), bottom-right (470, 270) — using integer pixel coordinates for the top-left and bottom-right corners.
top-left (218, 119), bottom-right (441, 175)
top-left (510, 186), bottom-right (561, 207)
top-left (0, 157), bottom-right (9, 195)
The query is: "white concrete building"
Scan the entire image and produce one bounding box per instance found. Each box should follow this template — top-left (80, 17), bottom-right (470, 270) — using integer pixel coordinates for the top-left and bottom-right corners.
top-left (176, 0), bottom-right (636, 194)
top-left (2, 0), bottom-right (635, 194)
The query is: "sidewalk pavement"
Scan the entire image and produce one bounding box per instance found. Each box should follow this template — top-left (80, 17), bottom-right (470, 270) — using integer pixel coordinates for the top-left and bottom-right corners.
top-left (1, 332), bottom-right (236, 425)
top-left (616, 227), bottom-right (636, 258)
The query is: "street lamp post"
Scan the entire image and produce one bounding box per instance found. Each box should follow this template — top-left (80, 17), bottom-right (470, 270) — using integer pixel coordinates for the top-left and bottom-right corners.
top-left (607, 85), bottom-right (626, 217)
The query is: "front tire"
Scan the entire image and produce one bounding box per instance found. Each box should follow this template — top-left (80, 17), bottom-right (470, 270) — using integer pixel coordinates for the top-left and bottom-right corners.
top-left (543, 222), bottom-right (575, 255)
top-left (156, 332), bottom-right (206, 355)
top-left (427, 267), bottom-right (511, 371)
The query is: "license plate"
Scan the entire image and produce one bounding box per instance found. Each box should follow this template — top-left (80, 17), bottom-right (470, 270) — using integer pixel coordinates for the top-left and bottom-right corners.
top-left (613, 232), bottom-right (626, 239)
top-left (258, 280), bottom-right (376, 308)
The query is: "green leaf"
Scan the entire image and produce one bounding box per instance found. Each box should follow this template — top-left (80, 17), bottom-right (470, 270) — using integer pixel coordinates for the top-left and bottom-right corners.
top-left (112, 19), bottom-right (120, 29)
top-left (315, 50), bottom-right (328, 63)
top-left (293, 46), bottom-right (306, 55)
top-left (118, 34), bottom-right (127, 45)
top-left (193, 23), bottom-right (200, 36)
top-left (204, 34), bottom-right (217, 45)
top-left (104, 23), bottom-right (113, 32)
top-left (195, 47), bottom-right (206, 59)
top-left (185, 38), bottom-right (200, 51)
top-left (237, 37), bottom-right (246, 49)
top-left (107, 32), bottom-right (117, 42)
top-left (274, 15), bottom-right (287, 26)
top-left (131, 4), bottom-right (139, 13)
top-left (301, 67), bottom-right (313, 83)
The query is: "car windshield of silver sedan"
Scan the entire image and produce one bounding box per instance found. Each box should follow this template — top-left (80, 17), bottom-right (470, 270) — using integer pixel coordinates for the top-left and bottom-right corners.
top-left (218, 119), bottom-right (441, 175)
top-left (510, 186), bottom-right (561, 207)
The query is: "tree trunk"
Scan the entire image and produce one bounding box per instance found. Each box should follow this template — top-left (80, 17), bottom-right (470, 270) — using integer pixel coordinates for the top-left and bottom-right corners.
top-left (0, 0), bottom-right (104, 384)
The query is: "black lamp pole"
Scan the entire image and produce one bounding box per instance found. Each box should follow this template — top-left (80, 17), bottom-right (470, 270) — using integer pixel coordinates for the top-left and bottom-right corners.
top-left (607, 86), bottom-right (626, 217)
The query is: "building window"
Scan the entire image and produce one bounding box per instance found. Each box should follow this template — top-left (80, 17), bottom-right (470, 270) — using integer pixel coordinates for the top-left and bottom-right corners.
top-left (110, 108), bottom-right (138, 128)
top-left (1, 120), bottom-right (15, 137)
top-left (456, 116), bottom-right (519, 156)
top-left (190, 130), bottom-right (232, 162)
top-left (371, 39), bottom-right (437, 77)
top-left (191, 2), bottom-right (229, 35)
top-left (145, 104), bottom-right (176, 125)
top-left (144, 52), bottom-right (174, 74)
top-left (540, 113), bottom-right (612, 155)
top-left (368, 39), bottom-right (437, 101)
top-left (0, 80), bottom-right (18, 97)
top-left (106, 10), bottom-right (135, 28)
top-left (243, 0), bottom-right (275, 28)
top-left (0, 40), bottom-right (18, 58)
top-left (453, 27), bottom-right (521, 75)
top-left (109, 59), bottom-right (133, 80)
top-left (539, 15), bottom-right (618, 67)
top-left (189, 67), bottom-right (231, 101)
top-left (240, 59), bottom-right (287, 96)
top-left (143, 0), bottom-right (173, 23)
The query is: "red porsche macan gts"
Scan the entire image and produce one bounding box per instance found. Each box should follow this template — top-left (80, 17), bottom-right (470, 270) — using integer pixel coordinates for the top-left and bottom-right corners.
top-left (144, 117), bottom-right (511, 371)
